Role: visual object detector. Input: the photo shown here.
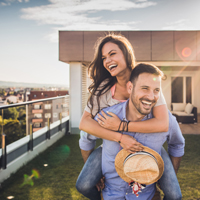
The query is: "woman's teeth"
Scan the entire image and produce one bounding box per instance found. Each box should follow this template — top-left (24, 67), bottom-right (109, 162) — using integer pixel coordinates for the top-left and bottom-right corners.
top-left (109, 65), bottom-right (117, 70)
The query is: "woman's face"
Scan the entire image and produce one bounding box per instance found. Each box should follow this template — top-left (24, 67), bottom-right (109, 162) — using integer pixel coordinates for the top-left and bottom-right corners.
top-left (101, 42), bottom-right (128, 77)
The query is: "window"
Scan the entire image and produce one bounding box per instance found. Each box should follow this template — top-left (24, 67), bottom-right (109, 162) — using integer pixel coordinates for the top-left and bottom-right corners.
top-left (171, 77), bottom-right (183, 103)
top-left (45, 113), bottom-right (51, 118)
top-left (62, 104), bottom-right (68, 108)
top-left (53, 113), bottom-right (58, 118)
top-left (171, 76), bottom-right (192, 103)
top-left (34, 94), bottom-right (37, 98)
top-left (44, 104), bottom-right (51, 109)
top-left (56, 105), bottom-right (58, 109)
top-left (34, 113), bottom-right (42, 118)
top-left (34, 123), bottom-right (41, 128)
top-left (34, 104), bottom-right (41, 109)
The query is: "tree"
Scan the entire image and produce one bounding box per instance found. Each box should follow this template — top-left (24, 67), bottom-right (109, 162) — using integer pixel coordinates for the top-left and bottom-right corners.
top-left (1, 107), bottom-right (19, 120)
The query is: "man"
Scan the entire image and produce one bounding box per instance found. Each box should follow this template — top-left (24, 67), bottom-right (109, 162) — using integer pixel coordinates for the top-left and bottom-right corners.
top-left (79, 63), bottom-right (185, 199)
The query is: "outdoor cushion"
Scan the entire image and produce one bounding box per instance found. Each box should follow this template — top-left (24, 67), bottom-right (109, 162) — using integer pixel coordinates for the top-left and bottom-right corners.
top-left (185, 103), bottom-right (194, 114)
top-left (172, 103), bottom-right (186, 111)
top-left (171, 111), bottom-right (194, 116)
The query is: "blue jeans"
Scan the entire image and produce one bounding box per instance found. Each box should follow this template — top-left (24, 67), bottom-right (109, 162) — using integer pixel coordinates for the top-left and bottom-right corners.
top-left (76, 146), bottom-right (182, 200)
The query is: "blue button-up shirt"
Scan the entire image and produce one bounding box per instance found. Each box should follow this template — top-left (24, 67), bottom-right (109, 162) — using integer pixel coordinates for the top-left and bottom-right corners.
top-left (79, 100), bottom-right (185, 200)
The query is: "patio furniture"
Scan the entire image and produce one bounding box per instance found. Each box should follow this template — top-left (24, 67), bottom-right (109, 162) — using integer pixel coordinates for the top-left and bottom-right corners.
top-left (171, 103), bottom-right (197, 124)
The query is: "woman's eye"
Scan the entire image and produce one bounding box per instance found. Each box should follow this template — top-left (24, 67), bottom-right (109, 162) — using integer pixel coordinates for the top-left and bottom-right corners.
top-left (110, 53), bottom-right (116, 56)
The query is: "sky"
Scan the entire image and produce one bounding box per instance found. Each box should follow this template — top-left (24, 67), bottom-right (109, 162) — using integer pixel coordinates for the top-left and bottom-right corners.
top-left (0, 0), bottom-right (200, 87)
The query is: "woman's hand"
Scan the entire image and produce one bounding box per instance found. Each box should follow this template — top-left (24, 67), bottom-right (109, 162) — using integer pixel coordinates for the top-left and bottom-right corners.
top-left (97, 111), bottom-right (121, 131)
top-left (120, 134), bottom-right (144, 153)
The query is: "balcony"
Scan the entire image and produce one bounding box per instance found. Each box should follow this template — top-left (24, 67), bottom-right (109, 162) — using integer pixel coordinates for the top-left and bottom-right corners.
top-left (0, 96), bottom-right (69, 184)
top-left (32, 109), bottom-right (43, 113)
top-left (32, 118), bottom-right (43, 123)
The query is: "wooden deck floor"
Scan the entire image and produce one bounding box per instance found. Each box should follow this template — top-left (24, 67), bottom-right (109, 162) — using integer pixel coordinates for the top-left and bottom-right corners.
top-left (179, 114), bottom-right (200, 134)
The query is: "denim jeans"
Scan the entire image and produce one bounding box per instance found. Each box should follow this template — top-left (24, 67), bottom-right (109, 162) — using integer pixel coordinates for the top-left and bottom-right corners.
top-left (76, 146), bottom-right (182, 200)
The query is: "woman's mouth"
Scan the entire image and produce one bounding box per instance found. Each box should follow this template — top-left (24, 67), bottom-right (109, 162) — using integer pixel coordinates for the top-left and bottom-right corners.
top-left (108, 64), bottom-right (117, 71)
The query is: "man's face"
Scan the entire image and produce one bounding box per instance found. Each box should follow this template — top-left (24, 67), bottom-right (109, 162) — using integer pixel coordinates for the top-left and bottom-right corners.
top-left (128, 73), bottom-right (161, 116)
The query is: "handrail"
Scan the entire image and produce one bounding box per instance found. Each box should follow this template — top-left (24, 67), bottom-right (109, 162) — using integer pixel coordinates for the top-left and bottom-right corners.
top-left (0, 95), bottom-right (69, 109)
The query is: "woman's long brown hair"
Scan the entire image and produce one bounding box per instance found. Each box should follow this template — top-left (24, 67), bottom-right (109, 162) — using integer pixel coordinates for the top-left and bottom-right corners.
top-left (87, 33), bottom-right (136, 117)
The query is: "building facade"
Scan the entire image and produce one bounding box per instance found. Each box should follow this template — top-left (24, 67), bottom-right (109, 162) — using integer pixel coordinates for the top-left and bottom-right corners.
top-left (59, 31), bottom-right (200, 133)
top-left (28, 91), bottom-right (69, 133)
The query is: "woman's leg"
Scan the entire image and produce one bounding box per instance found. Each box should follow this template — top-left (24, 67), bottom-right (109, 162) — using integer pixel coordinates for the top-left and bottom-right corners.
top-left (76, 146), bottom-right (102, 200)
top-left (159, 146), bottom-right (182, 200)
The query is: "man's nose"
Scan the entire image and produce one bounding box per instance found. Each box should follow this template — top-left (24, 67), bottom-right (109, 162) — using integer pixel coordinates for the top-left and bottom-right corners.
top-left (147, 91), bottom-right (155, 100)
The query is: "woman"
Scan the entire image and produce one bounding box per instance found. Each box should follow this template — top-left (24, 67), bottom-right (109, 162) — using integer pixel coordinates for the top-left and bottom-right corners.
top-left (76, 33), bottom-right (182, 200)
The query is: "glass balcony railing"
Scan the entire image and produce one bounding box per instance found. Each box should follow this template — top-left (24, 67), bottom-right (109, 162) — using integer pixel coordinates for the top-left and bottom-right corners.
top-left (0, 95), bottom-right (69, 148)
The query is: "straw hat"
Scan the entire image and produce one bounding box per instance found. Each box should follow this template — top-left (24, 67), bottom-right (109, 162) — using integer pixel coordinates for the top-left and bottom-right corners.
top-left (115, 146), bottom-right (164, 185)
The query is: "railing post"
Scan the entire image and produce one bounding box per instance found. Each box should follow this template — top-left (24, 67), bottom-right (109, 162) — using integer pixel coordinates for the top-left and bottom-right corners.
top-left (26, 104), bottom-right (29, 136)
top-left (1, 134), bottom-right (7, 169)
top-left (59, 112), bottom-right (62, 131)
top-left (47, 118), bottom-right (50, 139)
top-left (28, 124), bottom-right (33, 151)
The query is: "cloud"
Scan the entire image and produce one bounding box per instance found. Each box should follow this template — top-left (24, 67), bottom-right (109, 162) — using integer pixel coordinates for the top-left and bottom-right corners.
top-left (20, 0), bottom-right (156, 42)
top-left (162, 19), bottom-right (194, 30)
top-left (0, 0), bottom-right (29, 6)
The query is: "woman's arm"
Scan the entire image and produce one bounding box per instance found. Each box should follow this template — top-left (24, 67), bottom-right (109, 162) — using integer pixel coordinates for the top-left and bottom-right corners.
top-left (79, 111), bottom-right (143, 153)
top-left (98, 104), bottom-right (169, 133)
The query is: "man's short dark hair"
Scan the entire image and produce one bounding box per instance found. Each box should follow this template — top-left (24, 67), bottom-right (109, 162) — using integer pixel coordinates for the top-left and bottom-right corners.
top-left (130, 63), bottom-right (164, 83)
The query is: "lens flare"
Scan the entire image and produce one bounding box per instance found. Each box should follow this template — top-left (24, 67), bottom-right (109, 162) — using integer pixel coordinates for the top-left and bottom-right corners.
top-left (45, 145), bottom-right (70, 167)
top-left (182, 47), bottom-right (191, 57)
top-left (32, 169), bottom-right (40, 179)
top-left (20, 169), bottom-right (40, 187)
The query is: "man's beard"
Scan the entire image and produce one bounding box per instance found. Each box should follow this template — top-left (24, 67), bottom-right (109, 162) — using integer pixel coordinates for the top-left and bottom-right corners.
top-left (130, 92), bottom-right (156, 116)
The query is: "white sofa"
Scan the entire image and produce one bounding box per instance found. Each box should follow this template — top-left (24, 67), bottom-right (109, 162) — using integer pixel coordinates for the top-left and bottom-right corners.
top-left (171, 103), bottom-right (197, 123)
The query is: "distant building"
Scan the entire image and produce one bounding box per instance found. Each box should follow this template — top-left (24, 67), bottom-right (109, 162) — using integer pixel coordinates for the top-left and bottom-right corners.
top-left (6, 95), bottom-right (19, 104)
top-left (0, 97), bottom-right (6, 106)
top-left (27, 91), bottom-right (69, 133)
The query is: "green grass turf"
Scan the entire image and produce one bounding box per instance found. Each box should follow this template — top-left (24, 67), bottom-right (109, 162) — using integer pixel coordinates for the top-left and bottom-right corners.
top-left (0, 134), bottom-right (199, 200)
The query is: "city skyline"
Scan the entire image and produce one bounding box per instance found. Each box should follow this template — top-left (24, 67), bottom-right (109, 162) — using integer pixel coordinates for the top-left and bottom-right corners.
top-left (0, 0), bottom-right (200, 87)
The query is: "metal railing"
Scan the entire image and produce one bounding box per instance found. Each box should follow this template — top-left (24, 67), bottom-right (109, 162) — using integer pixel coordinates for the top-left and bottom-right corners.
top-left (0, 95), bottom-right (69, 171)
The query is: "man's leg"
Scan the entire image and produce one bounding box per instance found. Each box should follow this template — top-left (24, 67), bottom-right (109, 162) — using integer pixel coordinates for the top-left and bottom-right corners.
top-left (159, 146), bottom-right (182, 200)
top-left (76, 146), bottom-right (102, 200)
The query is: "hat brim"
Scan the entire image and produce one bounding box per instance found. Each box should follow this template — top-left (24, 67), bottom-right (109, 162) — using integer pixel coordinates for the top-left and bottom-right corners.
top-left (115, 146), bottom-right (164, 185)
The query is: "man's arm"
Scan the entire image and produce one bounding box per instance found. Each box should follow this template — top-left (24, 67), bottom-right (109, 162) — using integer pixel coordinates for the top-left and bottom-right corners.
top-left (169, 155), bottom-right (182, 174)
top-left (81, 149), bottom-right (94, 163)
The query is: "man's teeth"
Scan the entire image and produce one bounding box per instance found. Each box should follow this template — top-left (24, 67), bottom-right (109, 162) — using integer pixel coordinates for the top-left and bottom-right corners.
top-left (108, 65), bottom-right (117, 69)
top-left (142, 100), bottom-right (152, 105)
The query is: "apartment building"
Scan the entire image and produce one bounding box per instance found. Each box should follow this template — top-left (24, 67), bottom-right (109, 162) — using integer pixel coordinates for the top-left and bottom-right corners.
top-left (28, 91), bottom-right (69, 133)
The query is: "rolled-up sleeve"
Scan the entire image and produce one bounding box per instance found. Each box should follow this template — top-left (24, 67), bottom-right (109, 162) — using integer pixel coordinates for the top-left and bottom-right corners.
top-left (167, 113), bottom-right (185, 157)
top-left (79, 130), bottom-right (98, 151)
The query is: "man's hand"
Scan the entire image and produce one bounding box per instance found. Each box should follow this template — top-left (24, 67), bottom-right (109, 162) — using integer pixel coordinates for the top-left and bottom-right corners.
top-left (96, 177), bottom-right (105, 191)
top-left (120, 134), bottom-right (143, 153)
top-left (170, 155), bottom-right (182, 174)
top-left (81, 149), bottom-right (94, 163)
top-left (97, 111), bottom-right (121, 131)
